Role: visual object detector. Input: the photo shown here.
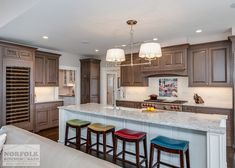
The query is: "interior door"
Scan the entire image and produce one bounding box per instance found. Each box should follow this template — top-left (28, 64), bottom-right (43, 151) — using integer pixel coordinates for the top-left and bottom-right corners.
top-left (107, 74), bottom-right (115, 105)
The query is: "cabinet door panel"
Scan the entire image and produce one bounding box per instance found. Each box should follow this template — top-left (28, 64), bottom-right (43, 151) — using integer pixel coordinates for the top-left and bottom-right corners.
top-left (209, 47), bottom-right (230, 86)
top-left (141, 58), bottom-right (161, 71)
top-left (36, 108), bottom-right (49, 131)
top-left (35, 56), bottom-right (45, 86)
top-left (50, 108), bottom-right (59, 126)
top-left (189, 49), bottom-right (208, 86)
top-left (4, 47), bottom-right (19, 59)
top-left (46, 56), bottom-right (59, 86)
top-left (19, 50), bottom-right (33, 61)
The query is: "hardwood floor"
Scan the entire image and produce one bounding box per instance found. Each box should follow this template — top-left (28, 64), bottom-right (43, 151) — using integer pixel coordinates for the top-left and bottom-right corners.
top-left (36, 127), bottom-right (235, 168)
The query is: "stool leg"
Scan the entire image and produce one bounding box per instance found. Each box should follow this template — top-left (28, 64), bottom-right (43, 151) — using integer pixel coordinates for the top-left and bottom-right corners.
top-left (64, 124), bottom-right (69, 146)
top-left (157, 150), bottom-right (161, 168)
top-left (143, 137), bottom-right (148, 168)
top-left (149, 143), bottom-right (154, 168)
top-left (96, 133), bottom-right (100, 157)
top-left (76, 128), bottom-right (81, 150)
top-left (180, 151), bottom-right (184, 168)
top-left (103, 132), bottom-right (106, 160)
top-left (136, 141), bottom-right (140, 168)
top-left (122, 140), bottom-right (126, 167)
top-left (112, 130), bottom-right (115, 161)
top-left (86, 129), bottom-right (91, 153)
top-left (186, 148), bottom-right (190, 168)
top-left (113, 136), bottom-right (117, 163)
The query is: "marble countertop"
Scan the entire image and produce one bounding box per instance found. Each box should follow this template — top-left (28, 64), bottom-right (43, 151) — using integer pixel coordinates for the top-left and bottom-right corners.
top-left (35, 99), bottom-right (63, 104)
top-left (59, 103), bottom-right (227, 134)
top-left (183, 102), bottom-right (233, 109)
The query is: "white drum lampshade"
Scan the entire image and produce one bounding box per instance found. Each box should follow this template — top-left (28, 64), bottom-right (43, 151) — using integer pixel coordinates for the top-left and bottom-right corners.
top-left (139, 43), bottom-right (162, 59)
top-left (106, 48), bottom-right (125, 62)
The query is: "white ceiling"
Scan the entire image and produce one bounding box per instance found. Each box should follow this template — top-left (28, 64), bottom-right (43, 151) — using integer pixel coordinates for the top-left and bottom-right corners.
top-left (0, 0), bottom-right (235, 56)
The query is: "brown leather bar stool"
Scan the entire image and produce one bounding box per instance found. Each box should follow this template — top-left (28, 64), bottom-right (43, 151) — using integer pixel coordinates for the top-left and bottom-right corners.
top-left (64, 119), bottom-right (91, 150)
top-left (149, 136), bottom-right (190, 168)
top-left (86, 123), bottom-right (115, 160)
top-left (113, 128), bottom-right (148, 168)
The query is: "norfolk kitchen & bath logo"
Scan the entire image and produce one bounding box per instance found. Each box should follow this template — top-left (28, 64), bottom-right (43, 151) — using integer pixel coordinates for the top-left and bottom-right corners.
top-left (2, 144), bottom-right (40, 166)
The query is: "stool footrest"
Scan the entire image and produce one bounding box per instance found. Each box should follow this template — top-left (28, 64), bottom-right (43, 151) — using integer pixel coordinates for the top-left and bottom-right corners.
top-left (158, 161), bottom-right (180, 168)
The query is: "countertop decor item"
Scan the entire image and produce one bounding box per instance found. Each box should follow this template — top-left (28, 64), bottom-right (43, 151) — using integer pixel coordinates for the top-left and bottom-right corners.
top-left (149, 94), bottom-right (158, 100)
top-left (194, 93), bottom-right (204, 104)
top-left (106, 20), bottom-right (162, 66)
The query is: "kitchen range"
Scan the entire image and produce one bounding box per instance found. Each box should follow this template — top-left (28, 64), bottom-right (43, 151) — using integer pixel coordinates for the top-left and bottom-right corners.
top-left (142, 99), bottom-right (188, 111)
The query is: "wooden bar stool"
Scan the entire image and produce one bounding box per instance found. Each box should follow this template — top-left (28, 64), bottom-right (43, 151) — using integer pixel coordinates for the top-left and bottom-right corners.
top-left (149, 136), bottom-right (190, 168)
top-left (64, 119), bottom-right (91, 150)
top-left (113, 128), bottom-right (148, 168)
top-left (86, 123), bottom-right (115, 160)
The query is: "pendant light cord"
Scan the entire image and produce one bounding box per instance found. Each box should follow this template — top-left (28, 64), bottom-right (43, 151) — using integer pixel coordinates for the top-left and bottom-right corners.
top-left (130, 24), bottom-right (134, 66)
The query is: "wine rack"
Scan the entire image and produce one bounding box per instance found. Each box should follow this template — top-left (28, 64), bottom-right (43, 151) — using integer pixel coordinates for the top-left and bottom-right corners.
top-left (6, 67), bottom-right (30, 124)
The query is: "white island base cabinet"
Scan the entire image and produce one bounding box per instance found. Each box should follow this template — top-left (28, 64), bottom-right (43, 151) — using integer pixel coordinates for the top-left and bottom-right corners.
top-left (58, 104), bottom-right (227, 168)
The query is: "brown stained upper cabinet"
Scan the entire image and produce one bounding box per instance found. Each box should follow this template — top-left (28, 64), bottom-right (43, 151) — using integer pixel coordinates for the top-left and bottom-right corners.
top-left (120, 54), bottom-right (148, 87)
top-left (141, 44), bottom-right (188, 76)
top-left (189, 41), bottom-right (232, 87)
top-left (80, 59), bottom-right (101, 104)
top-left (35, 51), bottom-right (60, 86)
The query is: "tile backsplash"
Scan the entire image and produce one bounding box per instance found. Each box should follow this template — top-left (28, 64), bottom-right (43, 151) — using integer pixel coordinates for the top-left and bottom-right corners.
top-left (35, 87), bottom-right (59, 102)
top-left (120, 77), bottom-right (232, 107)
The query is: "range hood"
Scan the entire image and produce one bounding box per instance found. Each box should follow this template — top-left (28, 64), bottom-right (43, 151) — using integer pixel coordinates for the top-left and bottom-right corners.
top-left (142, 69), bottom-right (188, 77)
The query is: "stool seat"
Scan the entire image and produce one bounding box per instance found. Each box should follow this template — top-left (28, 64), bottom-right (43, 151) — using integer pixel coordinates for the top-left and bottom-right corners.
top-left (66, 119), bottom-right (91, 127)
top-left (115, 128), bottom-right (146, 140)
top-left (151, 136), bottom-right (189, 151)
top-left (88, 123), bottom-right (115, 132)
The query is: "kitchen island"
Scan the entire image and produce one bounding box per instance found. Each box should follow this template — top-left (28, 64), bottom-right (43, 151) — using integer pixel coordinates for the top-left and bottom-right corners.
top-left (58, 103), bottom-right (227, 168)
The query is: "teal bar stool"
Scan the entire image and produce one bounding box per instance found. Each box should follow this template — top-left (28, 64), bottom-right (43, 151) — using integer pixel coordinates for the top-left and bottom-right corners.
top-left (149, 136), bottom-right (190, 168)
top-left (64, 119), bottom-right (91, 150)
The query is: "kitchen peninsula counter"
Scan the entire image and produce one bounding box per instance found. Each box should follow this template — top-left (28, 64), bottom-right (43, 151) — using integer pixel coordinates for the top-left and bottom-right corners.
top-left (59, 103), bottom-right (226, 134)
top-left (58, 103), bottom-right (227, 168)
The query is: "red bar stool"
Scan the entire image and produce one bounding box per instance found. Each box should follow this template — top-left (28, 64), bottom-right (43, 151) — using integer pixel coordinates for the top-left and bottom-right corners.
top-left (113, 128), bottom-right (148, 168)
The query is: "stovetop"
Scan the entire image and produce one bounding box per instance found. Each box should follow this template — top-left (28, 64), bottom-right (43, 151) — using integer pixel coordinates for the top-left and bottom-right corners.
top-left (144, 99), bottom-right (188, 104)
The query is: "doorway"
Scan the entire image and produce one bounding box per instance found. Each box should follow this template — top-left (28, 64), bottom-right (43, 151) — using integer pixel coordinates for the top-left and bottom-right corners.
top-left (107, 74), bottom-right (115, 105)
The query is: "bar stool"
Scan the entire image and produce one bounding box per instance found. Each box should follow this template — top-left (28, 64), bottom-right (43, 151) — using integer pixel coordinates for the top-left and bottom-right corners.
top-left (113, 128), bottom-right (148, 168)
top-left (86, 123), bottom-right (115, 160)
top-left (64, 119), bottom-right (91, 150)
top-left (149, 136), bottom-right (190, 168)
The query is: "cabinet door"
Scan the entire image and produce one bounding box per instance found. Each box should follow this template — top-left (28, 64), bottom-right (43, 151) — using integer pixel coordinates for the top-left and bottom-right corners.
top-left (120, 56), bottom-right (133, 86)
top-left (35, 55), bottom-right (45, 86)
top-left (49, 102), bottom-right (62, 127)
top-left (189, 48), bottom-right (208, 86)
top-left (46, 56), bottom-right (59, 86)
top-left (141, 57), bottom-right (161, 72)
top-left (209, 46), bottom-right (231, 86)
top-left (132, 56), bottom-right (148, 86)
top-left (81, 75), bottom-right (90, 104)
top-left (36, 106), bottom-right (49, 132)
top-left (163, 50), bottom-right (186, 70)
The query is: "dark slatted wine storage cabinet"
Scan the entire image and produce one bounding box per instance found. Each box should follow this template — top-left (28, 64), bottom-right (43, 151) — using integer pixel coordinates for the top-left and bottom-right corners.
top-left (6, 67), bottom-right (31, 125)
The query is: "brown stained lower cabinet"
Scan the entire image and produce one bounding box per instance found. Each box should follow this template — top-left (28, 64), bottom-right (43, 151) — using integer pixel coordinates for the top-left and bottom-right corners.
top-left (35, 101), bottom-right (63, 132)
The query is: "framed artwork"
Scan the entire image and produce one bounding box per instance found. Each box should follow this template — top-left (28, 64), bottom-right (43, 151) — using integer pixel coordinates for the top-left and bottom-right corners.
top-left (159, 78), bottom-right (178, 97)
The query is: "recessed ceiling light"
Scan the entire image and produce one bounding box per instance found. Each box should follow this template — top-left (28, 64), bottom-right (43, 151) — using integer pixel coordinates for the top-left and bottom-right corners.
top-left (121, 44), bottom-right (126, 47)
top-left (43, 36), bottom-right (48, 39)
top-left (230, 3), bottom-right (235, 8)
top-left (153, 38), bottom-right (158, 41)
top-left (196, 29), bottom-right (202, 33)
top-left (95, 49), bottom-right (99, 52)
